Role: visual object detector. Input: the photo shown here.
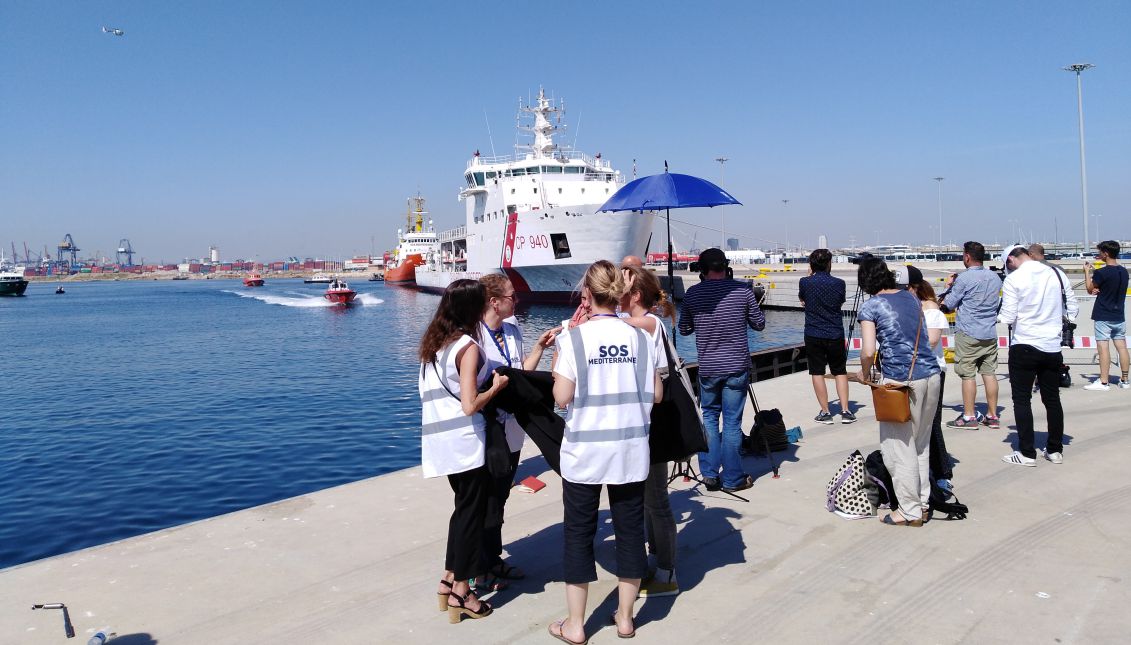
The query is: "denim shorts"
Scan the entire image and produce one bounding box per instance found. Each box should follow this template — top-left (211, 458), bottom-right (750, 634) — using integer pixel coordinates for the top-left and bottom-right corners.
top-left (1094, 320), bottom-right (1126, 341)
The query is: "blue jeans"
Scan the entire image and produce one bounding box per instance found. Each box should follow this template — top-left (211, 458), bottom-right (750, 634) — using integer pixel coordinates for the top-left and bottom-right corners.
top-left (697, 372), bottom-right (749, 488)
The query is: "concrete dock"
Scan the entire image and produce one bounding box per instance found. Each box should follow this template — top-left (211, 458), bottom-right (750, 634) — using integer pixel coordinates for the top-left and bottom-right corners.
top-left (5, 341), bottom-right (1130, 644)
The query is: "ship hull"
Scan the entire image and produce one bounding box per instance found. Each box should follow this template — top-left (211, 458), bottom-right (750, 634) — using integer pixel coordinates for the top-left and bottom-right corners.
top-left (324, 291), bottom-right (357, 305)
top-left (416, 206), bottom-right (655, 303)
top-left (243, 279), bottom-right (264, 287)
top-left (0, 279), bottom-right (29, 296)
top-left (384, 255), bottom-right (425, 284)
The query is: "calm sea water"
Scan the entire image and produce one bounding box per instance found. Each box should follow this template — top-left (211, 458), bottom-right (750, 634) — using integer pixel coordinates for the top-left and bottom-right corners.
top-left (0, 279), bottom-right (803, 568)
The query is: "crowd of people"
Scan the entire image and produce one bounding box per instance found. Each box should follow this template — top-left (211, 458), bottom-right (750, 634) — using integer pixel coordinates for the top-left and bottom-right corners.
top-left (416, 239), bottom-right (1127, 638)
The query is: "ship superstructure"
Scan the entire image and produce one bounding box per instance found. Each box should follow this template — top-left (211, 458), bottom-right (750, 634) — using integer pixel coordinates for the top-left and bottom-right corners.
top-left (413, 89), bottom-right (654, 299)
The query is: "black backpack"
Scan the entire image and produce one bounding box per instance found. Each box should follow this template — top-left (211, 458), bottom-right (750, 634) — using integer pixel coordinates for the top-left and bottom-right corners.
top-left (743, 408), bottom-right (789, 455)
top-left (863, 450), bottom-right (968, 520)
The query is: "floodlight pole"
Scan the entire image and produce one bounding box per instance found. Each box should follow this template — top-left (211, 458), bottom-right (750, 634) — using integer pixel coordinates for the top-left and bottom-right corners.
top-left (933, 177), bottom-right (944, 248)
top-left (1064, 63), bottom-right (1095, 251)
top-left (781, 200), bottom-right (790, 259)
top-left (716, 157), bottom-right (729, 248)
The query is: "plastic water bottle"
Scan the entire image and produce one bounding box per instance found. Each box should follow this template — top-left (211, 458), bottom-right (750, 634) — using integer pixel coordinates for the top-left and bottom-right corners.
top-left (88, 627), bottom-right (112, 645)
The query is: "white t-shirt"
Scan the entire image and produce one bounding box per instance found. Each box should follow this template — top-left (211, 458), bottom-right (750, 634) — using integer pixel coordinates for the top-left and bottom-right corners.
top-left (480, 320), bottom-right (526, 452)
top-left (923, 307), bottom-right (949, 371)
top-left (554, 317), bottom-right (656, 484)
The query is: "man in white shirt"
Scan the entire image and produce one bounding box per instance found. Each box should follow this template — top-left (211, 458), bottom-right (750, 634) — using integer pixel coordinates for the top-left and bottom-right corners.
top-left (998, 247), bottom-right (1079, 467)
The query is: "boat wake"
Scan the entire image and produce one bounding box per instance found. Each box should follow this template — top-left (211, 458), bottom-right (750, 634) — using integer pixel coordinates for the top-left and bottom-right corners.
top-left (223, 291), bottom-right (384, 308)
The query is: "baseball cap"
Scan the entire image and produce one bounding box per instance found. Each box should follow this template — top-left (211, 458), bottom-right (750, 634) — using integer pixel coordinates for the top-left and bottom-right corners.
top-left (999, 244), bottom-right (1023, 274)
top-left (893, 265), bottom-right (923, 288)
top-left (698, 247), bottom-right (728, 268)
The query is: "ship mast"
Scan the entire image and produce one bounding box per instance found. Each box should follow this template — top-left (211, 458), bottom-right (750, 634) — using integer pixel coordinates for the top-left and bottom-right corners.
top-left (408, 193), bottom-right (428, 233)
top-left (516, 88), bottom-right (565, 160)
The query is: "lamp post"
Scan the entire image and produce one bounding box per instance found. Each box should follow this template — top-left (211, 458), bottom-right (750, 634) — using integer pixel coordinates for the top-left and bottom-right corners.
top-left (1064, 63), bottom-right (1095, 251)
top-left (781, 199), bottom-right (790, 259)
top-left (716, 157), bottom-right (729, 248)
top-left (933, 177), bottom-right (945, 248)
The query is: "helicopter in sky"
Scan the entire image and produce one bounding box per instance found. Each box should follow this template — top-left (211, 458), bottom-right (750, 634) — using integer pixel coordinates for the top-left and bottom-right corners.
top-left (102, 26), bottom-right (124, 36)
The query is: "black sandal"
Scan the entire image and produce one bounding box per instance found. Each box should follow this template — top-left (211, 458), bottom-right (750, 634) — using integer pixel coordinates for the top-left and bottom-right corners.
top-left (436, 578), bottom-right (453, 611)
top-left (448, 590), bottom-right (492, 624)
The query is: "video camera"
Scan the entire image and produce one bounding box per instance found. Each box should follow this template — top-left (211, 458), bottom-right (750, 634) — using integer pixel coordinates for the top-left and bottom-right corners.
top-left (848, 252), bottom-right (875, 265)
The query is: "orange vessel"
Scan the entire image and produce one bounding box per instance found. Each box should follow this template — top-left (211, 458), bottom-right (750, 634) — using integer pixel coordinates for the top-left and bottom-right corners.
top-left (384, 194), bottom-right (438, 285)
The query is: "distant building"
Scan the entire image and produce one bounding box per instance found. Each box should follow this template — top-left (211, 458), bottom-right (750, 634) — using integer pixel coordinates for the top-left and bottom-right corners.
top-left (726, 237), bottom-right (740, 251)
top-left (818, 235), bottom-right (828, 249)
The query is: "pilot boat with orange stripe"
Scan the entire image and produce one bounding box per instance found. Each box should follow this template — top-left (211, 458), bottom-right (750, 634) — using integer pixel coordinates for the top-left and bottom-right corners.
top-left (412, 89), bottom-right (654, 302)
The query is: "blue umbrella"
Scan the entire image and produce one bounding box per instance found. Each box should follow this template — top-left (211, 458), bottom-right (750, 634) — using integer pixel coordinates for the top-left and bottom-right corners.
top-left (599, 166), bottom-right (742, 338)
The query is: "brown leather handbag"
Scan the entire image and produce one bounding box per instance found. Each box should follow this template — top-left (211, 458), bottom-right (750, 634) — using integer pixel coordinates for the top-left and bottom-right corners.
top-left (868, 312), bottom-right (923, 423)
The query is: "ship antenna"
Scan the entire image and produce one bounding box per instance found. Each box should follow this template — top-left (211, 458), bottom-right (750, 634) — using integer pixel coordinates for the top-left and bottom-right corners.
top-left (483, 108), bottom-right (497, 157)
top-left (573, 109), bottom-right (582, 150)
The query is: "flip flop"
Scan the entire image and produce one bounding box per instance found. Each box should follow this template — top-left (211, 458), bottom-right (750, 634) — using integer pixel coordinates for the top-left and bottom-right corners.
top-left (881, 513), bottom-right (923, 527)
top-left (548, 619), bottom-right (588, 645)
top-left (609, 612), bottom-right (636, 638)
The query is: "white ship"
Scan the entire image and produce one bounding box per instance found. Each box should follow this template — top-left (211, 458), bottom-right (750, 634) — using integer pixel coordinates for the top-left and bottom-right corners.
top-left (413, 89), bottom-right (655, 301)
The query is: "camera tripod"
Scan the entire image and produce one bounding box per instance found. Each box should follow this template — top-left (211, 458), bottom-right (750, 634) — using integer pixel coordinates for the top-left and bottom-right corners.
top-left (668, 457), bottom-right (749, 502)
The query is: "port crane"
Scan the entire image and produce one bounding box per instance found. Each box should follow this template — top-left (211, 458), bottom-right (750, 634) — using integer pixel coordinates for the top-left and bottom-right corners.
top-left (57, 234), bottom-right (80, 274)
top-left (116, 239), bottom-right (135, 266)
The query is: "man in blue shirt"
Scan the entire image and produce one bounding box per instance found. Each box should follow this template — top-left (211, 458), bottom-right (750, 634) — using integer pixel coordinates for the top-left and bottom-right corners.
top-left (798, 248), bottom-right (853, 424)
top-left (939, 241), bottom-right (1002, 429)
top-left (678, 248), bottom-right (766, 493)
top-left (1084, 240), bottom-right (1130, 390)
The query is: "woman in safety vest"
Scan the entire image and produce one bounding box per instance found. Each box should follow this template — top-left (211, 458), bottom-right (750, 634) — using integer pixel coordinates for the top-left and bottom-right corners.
top-left (549, 260), bottom-right (663, 643)
top-left (475, 274), bottom-right (558, 591)
top-left (619, 265), bottom-right (681, 598)
top-left (419, 279), bottom-right (509, 623)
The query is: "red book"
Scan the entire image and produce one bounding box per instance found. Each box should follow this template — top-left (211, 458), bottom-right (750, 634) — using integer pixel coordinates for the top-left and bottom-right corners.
top-left (516, 475), bottom-right (546, 493)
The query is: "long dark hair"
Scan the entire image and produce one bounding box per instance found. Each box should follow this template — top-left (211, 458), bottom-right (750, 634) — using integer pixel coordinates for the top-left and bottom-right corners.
top-left (419, 279), bottom-right (486, 363)
top-left (857, 257), bottom-right (897, 295)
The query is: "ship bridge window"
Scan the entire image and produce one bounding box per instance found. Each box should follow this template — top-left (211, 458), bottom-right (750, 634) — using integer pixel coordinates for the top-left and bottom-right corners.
top-left (465, 174), bottom-right (474, 187)
top-left (543, 165), bottom-right (563, 174)
top-left (551, 233), bottom-right (572, 259)
top-left (511, 167), bottom-right (526, 177)
top-left (525, 166), bottom-right (540, 174)
top-left (565, 166), bottom-right (585, 174)
top-left (473, 172), bottom-right (485, 186)
top-left (486, 171), bottom-right (497, 179)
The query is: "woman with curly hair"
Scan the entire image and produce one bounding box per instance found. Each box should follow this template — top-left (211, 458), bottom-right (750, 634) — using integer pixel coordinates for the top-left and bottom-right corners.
top-left (855, 258), bottom-right (941, 526)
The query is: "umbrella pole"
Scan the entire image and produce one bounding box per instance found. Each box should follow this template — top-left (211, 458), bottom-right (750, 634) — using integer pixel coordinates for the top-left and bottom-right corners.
top-left (666, 207), bottom-right (676, 348)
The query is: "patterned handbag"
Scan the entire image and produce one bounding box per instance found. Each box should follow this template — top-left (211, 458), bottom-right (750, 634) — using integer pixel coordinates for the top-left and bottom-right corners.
top-left (825, 450), bottom-right (875, 517)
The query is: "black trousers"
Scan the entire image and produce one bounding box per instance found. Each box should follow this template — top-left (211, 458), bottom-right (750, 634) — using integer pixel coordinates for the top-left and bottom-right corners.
top-left (562, 479), bottom-right (647, 584)
top-left (483, 450), bottom-right (521, 569)
top-left (1008, 344), bottom-right (1065, 459)
top-left (445, 465), bottom-right (491, 580)
top-left (929, 371), bottom-right (954, 480)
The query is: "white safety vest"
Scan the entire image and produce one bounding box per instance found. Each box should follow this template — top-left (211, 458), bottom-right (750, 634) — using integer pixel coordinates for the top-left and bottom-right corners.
top-left (480, 320), bottom-right (526, 452)
top-left (419, 335), bottom-right (489, 478)
top-left (554, 318), bottom-right (656, 484)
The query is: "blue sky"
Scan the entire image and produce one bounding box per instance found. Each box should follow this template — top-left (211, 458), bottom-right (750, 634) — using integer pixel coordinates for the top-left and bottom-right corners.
top-left (2, 1), bottom-right (1128, 263)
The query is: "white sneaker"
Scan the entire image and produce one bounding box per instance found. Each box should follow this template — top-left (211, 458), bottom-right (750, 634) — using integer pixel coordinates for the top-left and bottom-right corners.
top-left (1083, 380), bottom-right (1111, 391)
top-left (1001, 451), bottom-right (1036, 467)
top-left (1043, 449), bottom-right (1063, 464)
top-left (1119, 381), bottom-right (1131, 390)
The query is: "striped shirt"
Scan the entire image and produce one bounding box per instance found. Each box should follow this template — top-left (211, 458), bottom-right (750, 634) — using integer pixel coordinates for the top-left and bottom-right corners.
top-left (678, 278), bottom-right (766, 377)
